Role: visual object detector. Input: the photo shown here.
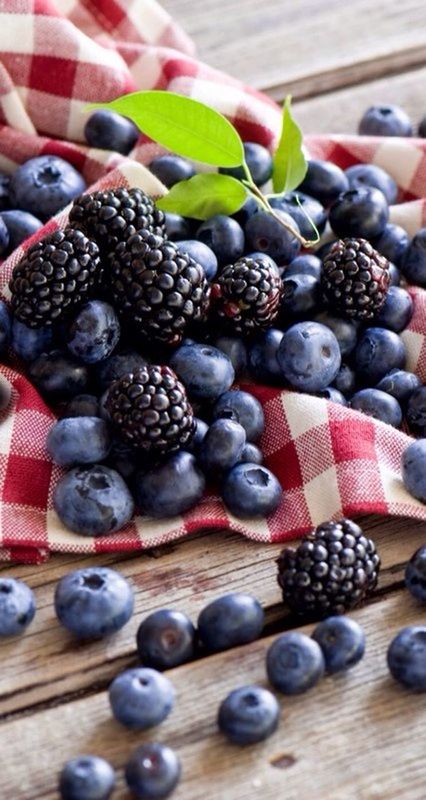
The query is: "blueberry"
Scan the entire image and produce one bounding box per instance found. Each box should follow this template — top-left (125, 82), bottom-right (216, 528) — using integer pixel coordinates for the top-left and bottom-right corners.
top-left (387, 626), bottom-right (426, 690)
top-left (198, 593), bottom-right (264, 652)
top-left (407, 387), bottom-right (426, 436)
top-left (62, 394), bottom-right (100, 418)
top-left (29, 349), bottom-right (90, 398)
top-left (345, 164), bottom-right (398, 205)
top-left (355, 327), bottom-right (406, 384)
top-left (239, 442), bottom-right (263, 464)
top-left (221, 463), bottom-right (282, 518)
top-left (105, 438), bottom-right (143, 480)
top-left (135, 451), bottom-right (206, 517)
top-left (212, 389), bottom-right (264, 441)
top-left (94, 349), bottom-right (147, 392)
top-left (374, 286), bottom-right (413, 332)
top-left (213, 335), bottom-right (247, 376)
top-left (359, 105), bottom-right (413, 137)
top-left (312, 616), bottom-right (366, 674)
top-left (419, 116), bottom-right (426, 138)
top-left (10, 155), bottom-right (86, 221)
top-left (218, 685), bottom-right (279, 745)
top-left (266, 631), bottom-right (325, 694)
top-left (0, 301), bottom-right (11, 354)
top-left (314, 311), bottom-right (358, 357)
top-left (109, 667), bottom-right (174, 729)
top-left (199, 418), bottom-right (246, 475)
top-left (84, 108), bottom-right (139, 154)
top-left (0, 215), bottom-right (9, 256)
top-left (170, 342), bottom-right (235, 402)
top-left (402, 227), bottom-right (426, 285)
top-left (0, 578), bottom-right (35, 637)
top-left (376, 370), bottom-right (421, 406)
top-left (11, 318), bottom-right (53, 361)
top-left (402, 439), bottom-right (426, 501)
top-left (196, 214), bottom-right (244, 266)
top-left (245, 209), bottom-right (301, 264)
top-left (317, 387), bottom-right (347, 405)
top-left (47, 417), bottom-right (111, 467)
top-left (54, 567), bottom-right (134, 638)
top-left (67, 300), bottom-right (120, 363)
top-left (59, 755), bottom-right (115, 800)
top-left (221, 142), bottom-right (273, 186)
top-left (248, 328), bottom-right (284, 384)
top-left (350, 388), bottom-right (402, 427)
top-left (405, 545), bottom-right (426, 602)
top-left (388, 262), bottom-right (401, 286)
top-left (176, 239), bottom-right (218, 281)
top-left (329, 188), bottom-right (389, 239)
top-left (298, 160), bottom-right (349, 206)
top-left (149, 155), bottom-right (195, 188)
top-left (232, 195), bottom-right (258, 227)
top-left (245, 252), bottom-right (278, 270)
top-left (0, 209), bottom-right (43, 250)
top-left (277, 321), bottom-right (341, 392)
top-left (125, 743), bottom-right (181, 800)
top-left (186, 417), bottom-right (208, 456)
top-left (285, 254), bottom-right (322, 279)
top-left (164, 212), bottom-right (192, 240)
top-left (0, 173), bottom-right (10, 211)
top-left (270, 191), bottom-right (327, 240)
top-left (373, 223), bottom-right (410, 266)
top-left (136, 609), bottom-right (196, 670)
top-left (281, 274), bottom-right (320, 316)
top-left (53, 465), bottom-right (134, 536)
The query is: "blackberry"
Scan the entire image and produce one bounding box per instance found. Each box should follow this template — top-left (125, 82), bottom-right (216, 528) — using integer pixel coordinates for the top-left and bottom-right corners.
top-left (9, 228), bottom-right (101, 328)
top-left (69, 187), bottom-right (165, 253)
top-left (108, 229), bottom-right (210, 346)
top-left (210, 256), bottom-right (282, 335)
top-left (322, 238), bottom-right (390, 320)
top-left (105, 364), bottom-right (195, 455)
top-left (277, 518), bottom-right (380, 617)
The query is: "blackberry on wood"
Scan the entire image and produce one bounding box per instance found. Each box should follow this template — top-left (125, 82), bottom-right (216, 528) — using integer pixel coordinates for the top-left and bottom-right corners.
top-left (108, 229), bottom-right (210, 346)
top-left (322, 238), bottom-right (390, 320)
top-left (69, 187), bottom-right (165, 252)
top-left (211, 256), bottom-right (282, 335)
top-left (9, 228), bottom-right (101, 328)
top-left (277, 518), bottom-right (380, 617)
top-left (105, 365), bottom-right (195, 455)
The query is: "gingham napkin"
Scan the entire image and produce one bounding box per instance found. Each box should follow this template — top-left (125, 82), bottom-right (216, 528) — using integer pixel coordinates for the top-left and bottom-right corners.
top-left (0, 0), bottom-right (425, 563)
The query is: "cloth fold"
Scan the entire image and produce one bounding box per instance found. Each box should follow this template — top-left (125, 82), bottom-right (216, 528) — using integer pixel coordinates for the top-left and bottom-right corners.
top-left (0, 0), bottom-right (425, 563)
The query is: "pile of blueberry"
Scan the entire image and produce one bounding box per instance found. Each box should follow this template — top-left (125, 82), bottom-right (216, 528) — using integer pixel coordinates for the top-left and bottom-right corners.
top-left (1, 535), bottom-right (426, 798)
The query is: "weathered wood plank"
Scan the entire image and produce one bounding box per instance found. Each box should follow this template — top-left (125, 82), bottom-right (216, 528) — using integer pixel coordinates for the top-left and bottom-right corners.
top-left (2, 589), bottom-right (425, 799)
top-left (162, 0), bottom-right (426, 102)
top-left (0, 516), bottom-right (424, 716)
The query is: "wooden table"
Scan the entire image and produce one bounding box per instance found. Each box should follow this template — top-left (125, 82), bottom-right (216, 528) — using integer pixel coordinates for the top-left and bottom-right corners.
top-left (2, 2), bottom-right (426, 798)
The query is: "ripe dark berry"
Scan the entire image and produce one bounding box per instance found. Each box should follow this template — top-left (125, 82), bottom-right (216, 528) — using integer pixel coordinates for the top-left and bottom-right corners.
top-left (66, 300), bottom-right (120, 363)
top-left (405, 546), bottom-right (426, 603)
top-left (125, 743), bottom-right (181, 800)
top-left (245, 209), bottom-right (301, 263)
top-left (281, 274), bottom-right (320, 316)
top-left (211, 255), bottom-right (283, 335)
top-left (10, 155), bottom-right (86, 221)
top-left (0, 209), bottom-right (42, 250)
top-left (345, 164), bottom-right (397, 205)
top-left (199, 418), bottom-right (246, 474)
top-left (218, 685), bottom-right (279, 745)
top-left (375, 286), bottom-right (413, 332)
top-left (355, 327), bottom-right (406, 384)
top-left (11, 318), bottom-right (53, 362)
top-left (314, 311), bottom-right (358, 357)
top-left (136, 609), bottom-right (196, 670)
top-left (322, 238), bottom-right (390, 321)
top-left (108, 229), bottom-right (210, 346)
top-left (277, 518), bottom-right (380, 617)
top-left (277, 321), bottom-right (341, 392)
top-left (350, 388), bottom-right (402, 427)
top-left (59, 755), bottom-right (115, 800)
top-left (373, 223), bottom-right (410, 267)
top-left (105, 365), bottom-right (194, 456)
top-left (248, 328), bottom-right (284, 384)
top-left (53, 465), bottom-right (135, 536)
top-left (10, 228), bottom-right (101, 328)
top-left (402, 439), bottom-right (426, 502)
top-left (54, 567), bottom-right (134, 638)
top-left (0, 578), bottom-right (36, 637)
top-left (266, 632), bottom-right (325, 694)
top-left (47, 417), bottom-right (111, 466)
top-left (239, 442), bottom-right (263, 464)
top-left (387, 626), bottom-right (426, 691)
top-left (170, 342), bottom-right (235, 402)
top-left (359, 105), bottom-right (413, 137)
top-left (376, 370), bottom-right (421, 406)
top-left (135, 451), bottom-right (206, 517)
top-left (62, 394), bottom-right (100, 418)
top-left (298, 160), bottom-right (349, 206)
top-left (312, 616), bottom-right (366, 673)
top-left (149, 154), bottom-right (195, 187)
top-left (221, 463), bottom-right (282, 518)
top-left (109, 667), bottom-right (174, 729)
top-left (197, 593), bottom-right (264, 652)
top-left (164, 212), bottom-right (192, 241)
top-left (214, 335), bottom-right (248, 376)
top-left (285, 253), bottom-right (322, 279)
top-left (329, 188), bottom-right (389, 240)
top-left (196, 214), bottom-right (244, 266)
top-left (270, 191), bottom-right (327, 239)
top-left (94, 349), bottom-right (147, 392)
top-left (28, 350), bottom-right (90, 399)
top-left (84, 108), bottom-right (139, 154)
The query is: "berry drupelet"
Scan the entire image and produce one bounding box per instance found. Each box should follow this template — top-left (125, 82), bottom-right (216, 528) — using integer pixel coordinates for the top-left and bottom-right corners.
top-left (210, 255), bottom-right (283, 335)
top-left (277, 518), bottom-right (381, 617)
top-left (106, 364), bottom-right (194, 455)
top-left (9, 228), bottom-right (101, 328)
top-left (108, 229), bottom-right (210, 346)
top-left (322, 237), bottom-right (390, 320)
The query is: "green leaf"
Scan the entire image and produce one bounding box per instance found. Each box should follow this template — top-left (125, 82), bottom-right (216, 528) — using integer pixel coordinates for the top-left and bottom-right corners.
top-left (272, 95), bottom-right (308, 194)
top-left (156, 173), bottom-right (248, 220)
top-left (90, 91), bottom-right (244, 167)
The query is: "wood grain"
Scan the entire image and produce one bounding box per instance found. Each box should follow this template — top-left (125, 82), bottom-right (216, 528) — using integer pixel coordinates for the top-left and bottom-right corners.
top-left (2, 589), bottom-right (425, 800)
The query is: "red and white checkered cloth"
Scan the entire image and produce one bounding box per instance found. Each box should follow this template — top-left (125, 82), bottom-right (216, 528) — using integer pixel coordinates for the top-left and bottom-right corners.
top-left (0, 0), bottom-right (425, 564)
